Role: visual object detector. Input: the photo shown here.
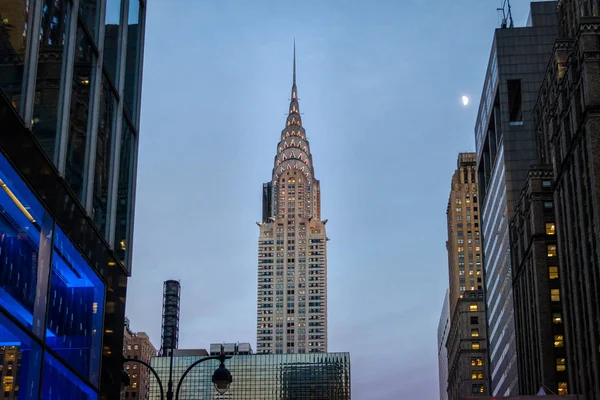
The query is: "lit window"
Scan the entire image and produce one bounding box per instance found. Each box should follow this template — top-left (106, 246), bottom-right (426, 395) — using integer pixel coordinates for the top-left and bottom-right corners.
top-left (547, 245), bottom-right (557, 257)
top-left (549, 266), bottom-right (559, 279)
top-left (479, 384), bottom-right (484, 393)
top-left (471, 329), bottom-right (480, 337)
top-left (556, 358), bottom-right (566, 372)
top-left (469, 304), bottom-right (478, 312)
top-left (472, 342), bottom-right (480, 350)
top-left (552, 313), bottom-right (562, 324)
top-left (554, 335), bottom-right (564, 347)
top-left (472, 371), bottom-right (478, 380)
top-left (456, 207), bottom-right (462, 212)
top-left (551, 289), bottom-right (561, 302)
top-left (134, 345), bottom-right (139, 350)
top-left (546, 223), bottom-right (556, 235)
top-left (132, 382), bottom-right (137, 388)
top-left (558, 382), bottom-right (568, 395)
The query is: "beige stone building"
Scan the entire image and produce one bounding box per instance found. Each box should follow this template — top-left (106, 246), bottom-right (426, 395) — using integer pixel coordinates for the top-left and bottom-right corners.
top-left (256, 48), bottom-right (327, 355)
top-left (444, 153), bottom-right (489, 399)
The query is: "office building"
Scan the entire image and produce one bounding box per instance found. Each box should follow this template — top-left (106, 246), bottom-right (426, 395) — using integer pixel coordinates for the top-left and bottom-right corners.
top-left (509, 166), bottom-right (567, 395)
top-left (256, 46), bottom-right (328, 354)
top-left (0, 0), bottom-right (146, 398)
top-left (534, 1), bottom-right (600, 397)
top-left (446, 153), bottom-right (484, 305)
top-left (474, 2), bottom-right (557, 395)
top-left (438, 291), bottom-right (450, 400)
top-left (445, 153), bottom-right (489, 399)
top-left (149, 352), bottom-right (350, 400)
top-left (123, 326), bottom-right (157, 400)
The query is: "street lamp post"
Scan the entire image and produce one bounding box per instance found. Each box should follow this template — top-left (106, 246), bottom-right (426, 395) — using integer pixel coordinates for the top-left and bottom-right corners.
top-left (123, 347), bottom-right (233, 400)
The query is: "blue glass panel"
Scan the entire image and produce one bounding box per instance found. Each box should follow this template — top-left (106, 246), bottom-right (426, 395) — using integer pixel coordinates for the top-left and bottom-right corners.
top-left (0, 311), bottom-right (43, 399)
top-left (41, 351), bottom-right (97, 400)
top-left (45, 226), bottom-right (104, 385)
top-left (0, 153), bottom-right (53, 338)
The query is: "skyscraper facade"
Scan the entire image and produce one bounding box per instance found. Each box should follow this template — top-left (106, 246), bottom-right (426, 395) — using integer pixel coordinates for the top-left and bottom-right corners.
top-left (474, 3), bottom-right (557, 395)
top-left (0, 0), bottom-right (146, 398)
top-left (444, 153), bottom-right (489, 400)
top-left (256, 48), bottom-right (328, 355)
top-left (446, 153), bottom-right (483, 305)
top-left (534, 1), bottom-right (600, 397)
top-left (509, 166), bottom-right (567, 395)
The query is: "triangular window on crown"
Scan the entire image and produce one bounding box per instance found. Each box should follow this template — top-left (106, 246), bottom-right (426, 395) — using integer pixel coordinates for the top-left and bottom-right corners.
top-left (291, 151), bottom-right (295, 158)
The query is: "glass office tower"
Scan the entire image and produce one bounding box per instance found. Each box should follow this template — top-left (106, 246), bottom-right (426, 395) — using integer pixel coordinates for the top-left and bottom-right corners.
top-left (150, 353), bottom-right (351, 400)
top-left (0, 0), bottom-right (146, 398)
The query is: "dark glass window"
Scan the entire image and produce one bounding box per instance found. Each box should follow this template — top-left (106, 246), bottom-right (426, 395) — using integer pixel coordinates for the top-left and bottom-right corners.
top-left (92, 77), bottom-right (116, 235)
top-left (0, 312), bottom-right (43, 398)
top-left (79, 0), bottom-right (99, 42)
top-left (65, 25), bottom-right (95, 203)
top-left (41, 352), bottom-right (98, 399)
top-left (124, 0), bottom-right (141, 118)
top-left (32, 0), bottom-right (70, 162)
top-left (46, 226), bottom-right (104, 384)
top-left (0, 153), bottom-right (53, 338)
top-left (0, 0), bottom-right (32, 114)
top-left (114, 121), bottom-right (135, 267)
top-left (102, 0), bottom-right (122, 85)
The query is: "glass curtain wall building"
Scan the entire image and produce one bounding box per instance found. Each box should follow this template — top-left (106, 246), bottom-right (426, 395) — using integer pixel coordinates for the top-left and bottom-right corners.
top-left (0, 0), bottom-right (146, 398)
top-left (149, 353), bottom-right (351, 400)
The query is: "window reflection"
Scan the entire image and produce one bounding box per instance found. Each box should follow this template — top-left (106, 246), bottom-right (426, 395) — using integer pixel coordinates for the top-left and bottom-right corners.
top-left (41, 352), bottom-right (97, 400)
top-left (46, 226), bottom-right (104, 384)
top-left (65, 25), bottom-right (95, 203)
top-left (124, 0), bottom-right (141, 118)
top-left (0, 312), bottom-right (43, 399)
top-left (114, 121), bottom-right (135, 267)
top-left (103, 0), bottom-right (122, 85)
top-left (0, 0), bottom-right (31, 114)
top-left (92, 77), bottom-right (116, 235)
top-left (32, 0), bottom-right (69, 162)
top-left (79, 0), bottom-right (99, 41)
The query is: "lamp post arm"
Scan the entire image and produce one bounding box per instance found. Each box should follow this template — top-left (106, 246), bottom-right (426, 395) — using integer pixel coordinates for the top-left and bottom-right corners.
top-left (174, 354), bottom-right (233, 400)
top-left (124, 357), bottom-right (166, 400)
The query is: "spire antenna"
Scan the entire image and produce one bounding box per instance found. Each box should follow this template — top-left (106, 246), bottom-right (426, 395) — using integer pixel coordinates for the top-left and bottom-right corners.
top-left (293, 39), bottom-right (296, 85)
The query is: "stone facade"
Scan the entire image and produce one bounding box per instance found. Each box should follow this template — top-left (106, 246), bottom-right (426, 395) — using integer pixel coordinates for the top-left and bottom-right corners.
top-left (509, 166), bottom-right (567, 395)
top-left (447, 296), bottom-right (489, 400)
top-left (534, 1), bottom-right (600, 397)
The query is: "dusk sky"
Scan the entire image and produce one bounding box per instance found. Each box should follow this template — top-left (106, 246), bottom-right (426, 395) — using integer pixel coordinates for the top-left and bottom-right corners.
top-left (126, 1), bottom-right (539, 398)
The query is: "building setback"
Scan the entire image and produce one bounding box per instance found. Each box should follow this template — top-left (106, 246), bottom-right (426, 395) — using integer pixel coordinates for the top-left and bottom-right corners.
top-left (534, 0), bottom-right (600, 397)
top-left (0, 0), bottom-right (146, 398)
top-left (256, 46), bottom-right (328, 354)
top-left (445, 153), bottom-right (490, 399)
top-left (509, 166), bottom-right (567, 395)
top-left (474, 2), bottom-right (557, 395)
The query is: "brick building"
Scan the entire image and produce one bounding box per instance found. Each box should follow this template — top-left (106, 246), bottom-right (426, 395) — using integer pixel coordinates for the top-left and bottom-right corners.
top-left (123, 324), bottom-right (157, 399)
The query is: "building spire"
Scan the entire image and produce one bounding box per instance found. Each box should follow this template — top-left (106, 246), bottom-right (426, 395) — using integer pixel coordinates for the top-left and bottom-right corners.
top-left (293, 39), bottom-right (297, 86)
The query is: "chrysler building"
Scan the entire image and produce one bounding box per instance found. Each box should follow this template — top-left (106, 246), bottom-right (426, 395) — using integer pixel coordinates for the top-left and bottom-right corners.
top-left (256, 46), bottom-right (328, 354)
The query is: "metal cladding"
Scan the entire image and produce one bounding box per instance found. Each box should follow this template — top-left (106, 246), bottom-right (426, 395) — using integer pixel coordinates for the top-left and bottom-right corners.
top-left (161, 280), bottom-right (181, 354)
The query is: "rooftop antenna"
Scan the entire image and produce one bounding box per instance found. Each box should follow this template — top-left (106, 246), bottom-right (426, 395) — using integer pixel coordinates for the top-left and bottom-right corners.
top-left (497, 0), bottom-right (514, 29)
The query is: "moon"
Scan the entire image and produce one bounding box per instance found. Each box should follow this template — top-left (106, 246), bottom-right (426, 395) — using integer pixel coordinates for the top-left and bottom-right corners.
top-left (461, 96), bottom-right (470, 106)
